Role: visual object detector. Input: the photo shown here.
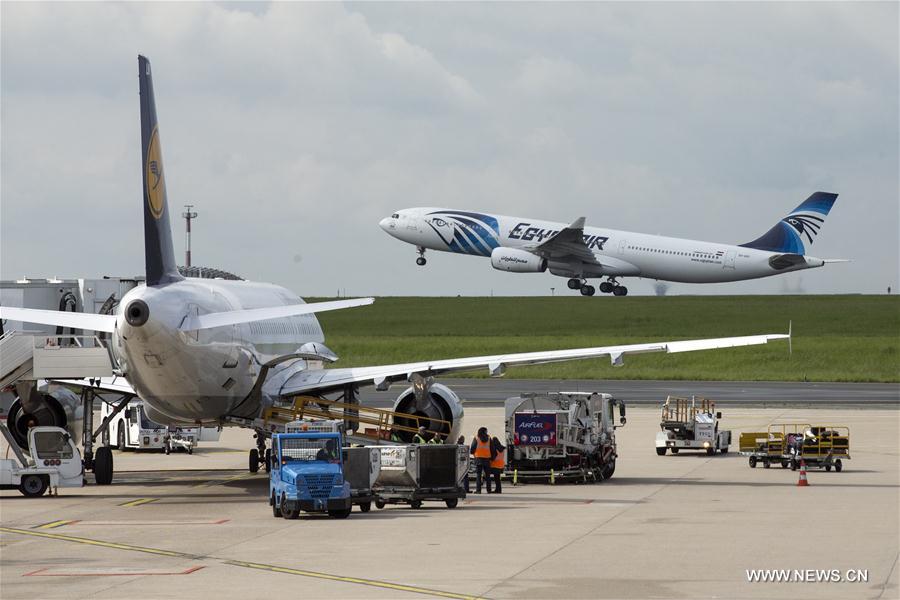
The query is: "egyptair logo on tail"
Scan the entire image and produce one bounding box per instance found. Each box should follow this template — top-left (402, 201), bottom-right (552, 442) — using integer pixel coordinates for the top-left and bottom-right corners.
top-left (783, 214), bottom-right (824, 244)
top-left (145, 127), bottom-right (165, 219)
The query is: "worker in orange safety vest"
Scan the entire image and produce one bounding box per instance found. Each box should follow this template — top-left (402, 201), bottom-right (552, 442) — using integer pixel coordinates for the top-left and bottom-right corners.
top-left (469, 427), bottom-right (493, 494)
top-left (489, 436), bottom-right (506, 494)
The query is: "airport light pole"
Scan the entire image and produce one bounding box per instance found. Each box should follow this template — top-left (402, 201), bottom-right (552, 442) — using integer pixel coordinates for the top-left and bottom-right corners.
top-left (182, 205), bottom-right (198, 267)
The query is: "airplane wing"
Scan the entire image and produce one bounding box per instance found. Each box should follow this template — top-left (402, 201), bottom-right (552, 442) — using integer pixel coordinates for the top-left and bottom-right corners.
top-left (0, 307), bottom-right (117, 333)
top-left (274, 331), bottom-right (790, 397)
top-left (525, 217), bottom-right (600, 264)
top-left (180, 298), bottom-right (374, 331)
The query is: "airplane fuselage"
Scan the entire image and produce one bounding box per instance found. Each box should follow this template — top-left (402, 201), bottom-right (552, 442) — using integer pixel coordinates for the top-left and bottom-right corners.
top-left (380, 208), bottom-right (825, 283)
top-left (113, 279), bottom-right (324, 423)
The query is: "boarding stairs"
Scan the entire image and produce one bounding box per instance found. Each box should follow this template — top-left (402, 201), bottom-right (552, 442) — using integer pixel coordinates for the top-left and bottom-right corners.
top-left (0, 331), bottom-right (113, 388)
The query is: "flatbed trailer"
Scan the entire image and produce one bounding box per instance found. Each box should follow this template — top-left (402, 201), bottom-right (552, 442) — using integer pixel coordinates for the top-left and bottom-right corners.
top-left (739, 423), bottom-right (850, 471)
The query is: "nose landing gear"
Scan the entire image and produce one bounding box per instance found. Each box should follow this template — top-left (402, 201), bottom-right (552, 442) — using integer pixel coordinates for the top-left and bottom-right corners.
top-left (415, 247), bottom-right (427, 266)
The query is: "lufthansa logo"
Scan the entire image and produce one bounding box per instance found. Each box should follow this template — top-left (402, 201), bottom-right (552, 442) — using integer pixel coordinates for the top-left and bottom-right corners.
top-left (146, 127), bottom-right (165, 219)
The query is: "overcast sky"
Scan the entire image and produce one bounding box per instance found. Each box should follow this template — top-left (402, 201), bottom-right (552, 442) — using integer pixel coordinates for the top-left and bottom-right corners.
top-left (2, 2), bottom-right (897, 296)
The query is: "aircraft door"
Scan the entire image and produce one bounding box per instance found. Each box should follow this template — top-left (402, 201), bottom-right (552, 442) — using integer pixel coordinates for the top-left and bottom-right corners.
top-left (618, 239), bottom-right (628, 256)
top-left (723, 250), bottom-right (736, 269)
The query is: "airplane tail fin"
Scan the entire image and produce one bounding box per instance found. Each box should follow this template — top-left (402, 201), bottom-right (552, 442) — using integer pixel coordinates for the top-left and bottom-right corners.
top-left (740, 192), bottom-right (838, 254)
top-left (138, 55), bottom-right (183, 286)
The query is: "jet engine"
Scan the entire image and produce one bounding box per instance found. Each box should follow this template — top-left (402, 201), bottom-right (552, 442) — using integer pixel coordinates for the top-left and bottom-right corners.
top-left (490, 248), bottom-right (547, 273)
top-left (4, 382), bottom-right (83, 450)
top-left (392, 383), bottom-right (464, 443)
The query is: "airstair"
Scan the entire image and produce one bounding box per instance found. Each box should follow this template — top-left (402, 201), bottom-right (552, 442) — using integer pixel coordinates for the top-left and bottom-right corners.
top-left (0, 331), bottom-right (113, 388)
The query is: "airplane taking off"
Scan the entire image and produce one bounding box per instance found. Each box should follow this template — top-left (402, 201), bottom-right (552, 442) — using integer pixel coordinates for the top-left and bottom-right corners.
top-left (379, 193), bottom-right (843, 296)
top-left (1, 56), bottom-right (790, 485)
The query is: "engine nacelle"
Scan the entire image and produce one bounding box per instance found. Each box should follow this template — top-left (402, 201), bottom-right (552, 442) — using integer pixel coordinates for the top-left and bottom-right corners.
top-left (4, 382), bottom-right (83, 450)
top-left (393, 383), bottom-right (464, 443)
top-left (490, 247), bottom-right (547, 273)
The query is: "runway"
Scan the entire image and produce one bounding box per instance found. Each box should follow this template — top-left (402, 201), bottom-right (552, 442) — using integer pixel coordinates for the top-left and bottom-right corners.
top-left (363, 379), bottom-right (899, 408)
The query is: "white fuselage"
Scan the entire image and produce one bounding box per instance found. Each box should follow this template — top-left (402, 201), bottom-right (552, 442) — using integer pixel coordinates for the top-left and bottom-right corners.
top-left (112, 279), bottom-right (323, 423)
top-left (380, 208), bottom-right (825, 283)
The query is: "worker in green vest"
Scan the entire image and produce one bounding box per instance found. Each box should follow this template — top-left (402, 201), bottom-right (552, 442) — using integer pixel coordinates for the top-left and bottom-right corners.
top-left (428, 433), bottom-right (442, 444)
top-left (413, 426), bottom-right (428, 444)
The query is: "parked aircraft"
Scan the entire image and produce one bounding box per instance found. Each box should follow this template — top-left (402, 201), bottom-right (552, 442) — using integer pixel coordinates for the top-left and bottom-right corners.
top-left (1, 56), bottom-right (790, 485)
top-left (379, 193), bottom-right (843, 296)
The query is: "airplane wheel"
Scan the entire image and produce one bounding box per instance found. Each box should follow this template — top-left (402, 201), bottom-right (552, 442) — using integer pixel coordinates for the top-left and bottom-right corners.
top-left (580, 285), bottom-right (595, 296)
top-left (567, 278), bottom-right (581, 290)
top-left (599, 281), bottom-right (614, 294)
top-left (613, 286), bottom-right (628, 297)
top-left (19, 474), bottom-right (48, 497)
top-left (249, 448), bottom-right (260, 473)
top-left (416, 257), bottom-right (427, 266)
top-left (94, 446), bottom-right (114, 485)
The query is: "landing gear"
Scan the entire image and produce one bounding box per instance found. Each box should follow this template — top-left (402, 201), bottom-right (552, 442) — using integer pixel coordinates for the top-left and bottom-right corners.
top-left (613, 286), bottom-right (628, 296)
top-left (567, 278), bottom-right (581, 290)
top-left (599, 278), bottom-right (628, 296)
top-left (415, 246), bottom-right (427, 266)
top-left (579, 284), bottom-right (595, 296)
top-left (599, 281), bottom-right (613, 294)
top-left (249, 433), bottom-right (267, 473)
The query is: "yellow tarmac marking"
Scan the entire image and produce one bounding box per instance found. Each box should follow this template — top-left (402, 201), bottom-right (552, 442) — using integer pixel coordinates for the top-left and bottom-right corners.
top-left (193, 472), bottom-right (258, 488)
top-left (0, 527), bottom-right (485, 599)
top-left (225, 560), bottom-right (485, 600)
top-left (32, 520), bottom-right (79, 530)
top-left (118, 498), bottom-right (159, 507)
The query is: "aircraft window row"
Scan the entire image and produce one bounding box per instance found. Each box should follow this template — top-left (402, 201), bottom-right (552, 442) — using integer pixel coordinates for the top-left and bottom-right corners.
top-left (628, 245), bottom-right (713, 258)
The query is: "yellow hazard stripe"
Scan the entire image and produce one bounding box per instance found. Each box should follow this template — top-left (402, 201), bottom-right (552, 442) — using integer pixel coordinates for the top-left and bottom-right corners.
top-left (32, 520), bottom-right (77, 530)
top-left (0, 527), bottom-right (485, 599)
top-left (224, 560), bottom-right (484, 599)
top-left (0, 527), bottom-right (193, 559)
top-left (118, 498), bottom-right (159, 507)
top-left (193, 472), bottom-right (257, 488)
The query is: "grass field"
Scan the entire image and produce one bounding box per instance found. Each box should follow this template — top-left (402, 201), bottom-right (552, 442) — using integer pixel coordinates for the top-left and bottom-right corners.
top-left (312, 296), bottom-right (899, 383)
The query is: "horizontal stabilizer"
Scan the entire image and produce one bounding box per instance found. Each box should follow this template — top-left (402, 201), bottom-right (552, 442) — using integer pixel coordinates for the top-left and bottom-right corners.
top-left (0, 307), bottom-right (117, 333)
top-left (180, 297), bottom-right (374, 331)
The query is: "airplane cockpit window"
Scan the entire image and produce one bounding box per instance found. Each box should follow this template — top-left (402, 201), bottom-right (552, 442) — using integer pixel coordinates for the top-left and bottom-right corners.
top-left (391, 213), bottom-right (400, 219)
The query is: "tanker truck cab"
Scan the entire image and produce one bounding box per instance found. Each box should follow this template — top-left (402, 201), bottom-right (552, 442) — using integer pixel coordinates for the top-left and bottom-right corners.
top-left (269, 431), bottom-right (352, 519)
top-left (0, 425), bottom-right (84, 497)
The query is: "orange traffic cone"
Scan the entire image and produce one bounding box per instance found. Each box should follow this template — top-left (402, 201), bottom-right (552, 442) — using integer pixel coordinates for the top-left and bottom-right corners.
top-left (797, 459), bottom-right (809, 486)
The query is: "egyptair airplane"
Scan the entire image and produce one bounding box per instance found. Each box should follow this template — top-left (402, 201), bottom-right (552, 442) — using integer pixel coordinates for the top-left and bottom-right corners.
top-left (379, 193), bottom-right (844, 296)
top-left (1, 56), bottom-right (790, 485)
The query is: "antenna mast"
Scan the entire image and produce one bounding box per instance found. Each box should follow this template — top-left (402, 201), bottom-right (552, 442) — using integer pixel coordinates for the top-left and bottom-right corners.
top-left (182, 205), bottom-right (198, 267)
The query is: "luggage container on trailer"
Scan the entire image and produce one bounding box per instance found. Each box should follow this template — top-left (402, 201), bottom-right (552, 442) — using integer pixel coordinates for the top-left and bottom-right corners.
top-left (374, 444), bottom-right (468, 509)
top-left (740, 423), bottom-right (850, 471)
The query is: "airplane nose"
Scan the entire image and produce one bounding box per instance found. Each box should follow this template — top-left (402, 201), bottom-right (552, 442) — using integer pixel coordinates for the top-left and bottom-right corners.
top-left (378, 217), bottom-right (393, 232)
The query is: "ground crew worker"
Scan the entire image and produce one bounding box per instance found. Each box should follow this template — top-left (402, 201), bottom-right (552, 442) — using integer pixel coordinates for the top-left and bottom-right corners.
top-left (389, 429), bottom-right (402, 443)
top-left (489, 436), bottom-right (506, 494)
top-left (469, 427), bottom-right (493, 494)
top-left (413, 426), bottom-right (428, 444)
top-left (457, 435), bottom-right (469, 492)
top-left (428, 433), bottom-right (442, 444)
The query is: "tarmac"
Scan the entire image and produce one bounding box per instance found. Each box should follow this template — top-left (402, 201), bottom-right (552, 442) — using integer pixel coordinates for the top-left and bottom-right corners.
top-left (1, 406), bottom-right (898, 600)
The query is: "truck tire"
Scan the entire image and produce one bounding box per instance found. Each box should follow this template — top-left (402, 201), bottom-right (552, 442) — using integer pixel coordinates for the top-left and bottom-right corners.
top-left (445, 498), bottom-right (459, 509)
top-left (670, 448), bottom-right (679, 455)
top-left (19, 474), bottom-right (48, 497)
top-left (656, 447), bottom-right (666, 456)
top-left (249, 448), bottom-right (259, 473)
top-left (410, 500), bottom-right (423, 509)
top-left (271, 492), bottom-right (282, 517)
top-left (94, 446), bottom-right (114, 485)
top-left (375, 499), bottom-right (386, 509)
top-left (601, 460), bottom-right (616, 480)
top-left (359, 502), bottom-right (371, 513)
top-left (328, 508), bottom-right (351, 519)
top-left (281, 493), bottom-right (299, 520)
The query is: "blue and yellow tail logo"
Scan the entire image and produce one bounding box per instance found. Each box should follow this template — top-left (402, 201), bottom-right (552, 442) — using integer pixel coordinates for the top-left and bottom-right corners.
top-left (145, 126), bottom-right (166, 219)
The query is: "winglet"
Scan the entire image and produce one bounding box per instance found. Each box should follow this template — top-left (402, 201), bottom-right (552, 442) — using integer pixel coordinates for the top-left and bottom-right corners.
top-left (569, 217), bottom-right (586, 230)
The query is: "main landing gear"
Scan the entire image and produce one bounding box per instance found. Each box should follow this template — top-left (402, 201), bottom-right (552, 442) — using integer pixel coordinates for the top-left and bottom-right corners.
top-left (415, 246), bottom-right (427, 266)
top-left (567, 278), bottom-right (628, 297)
